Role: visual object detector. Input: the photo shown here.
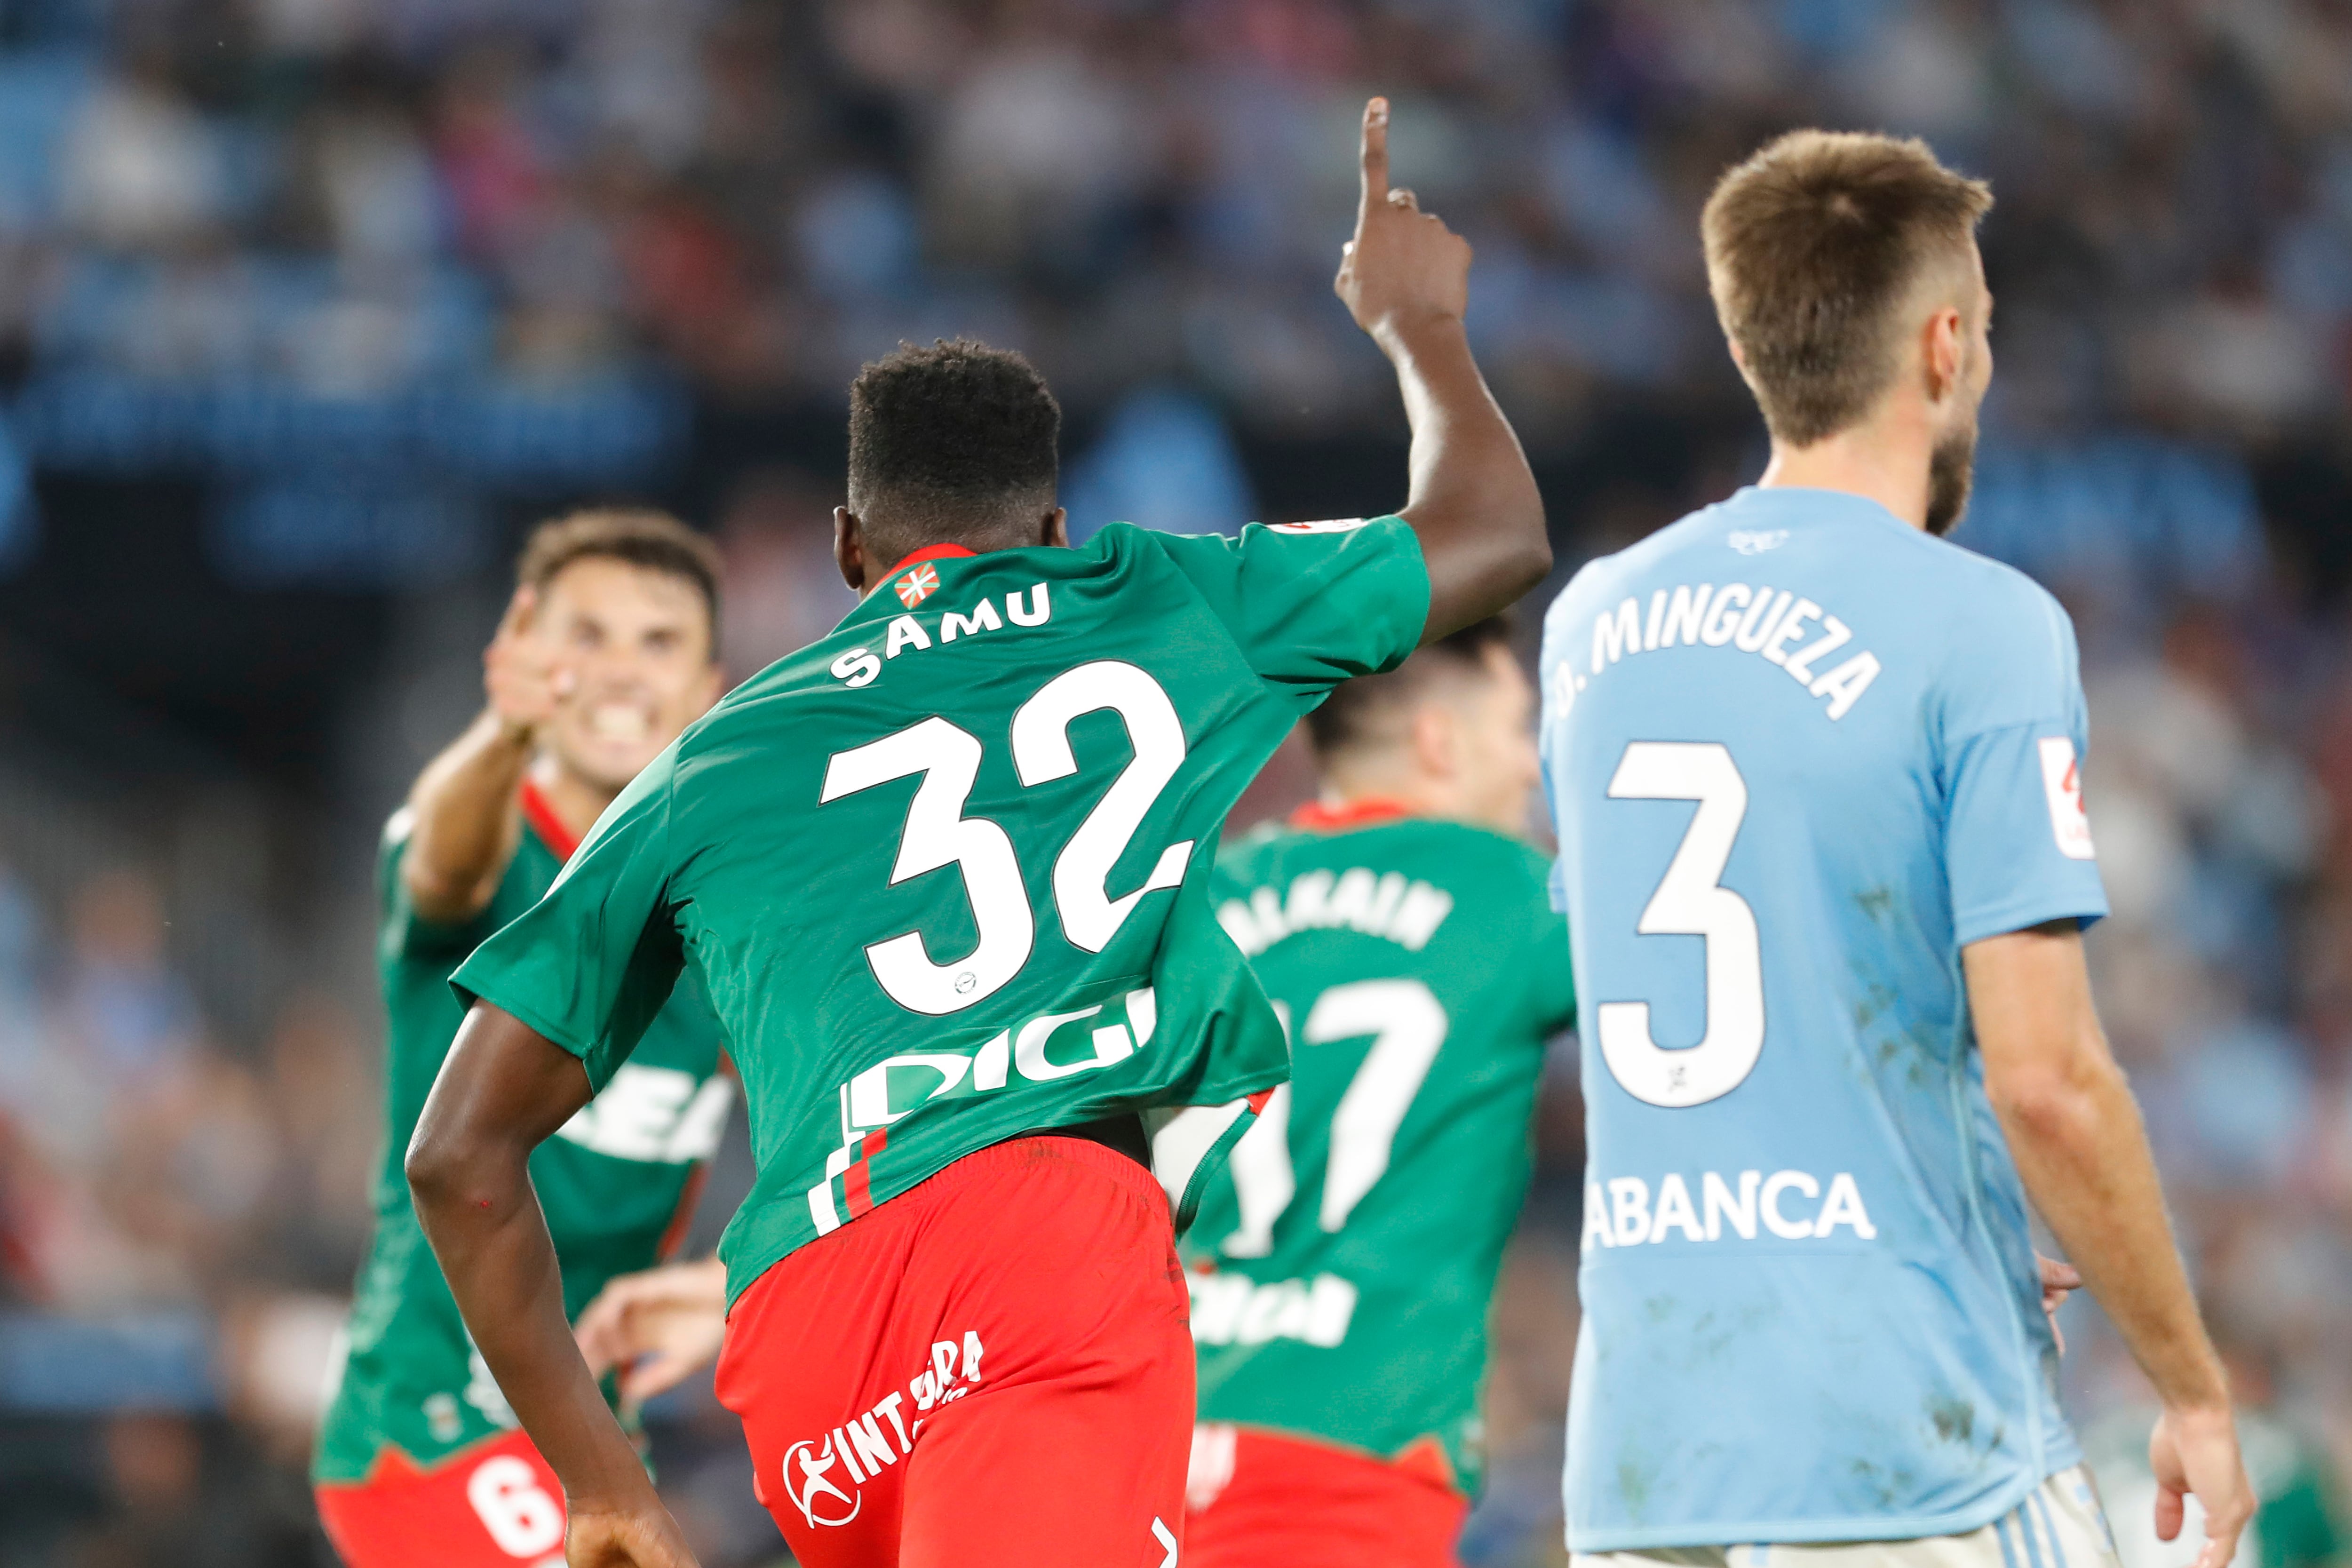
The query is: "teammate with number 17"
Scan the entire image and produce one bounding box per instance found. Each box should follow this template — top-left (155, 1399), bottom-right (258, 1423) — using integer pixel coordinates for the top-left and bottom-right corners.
top-left (404, 98), bottom-right (1548, 1568)
top-left (1540, 132), bottom-right (2252, 1568)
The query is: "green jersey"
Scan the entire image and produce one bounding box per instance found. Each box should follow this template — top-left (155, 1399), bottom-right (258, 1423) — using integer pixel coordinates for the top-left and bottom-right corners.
top-left (314, 789), bottom-right (733, 1483)
top-left (452, 520), bottom-right (1431, 1308)
top-left (1184, 806), bottom-right (1577, 1490)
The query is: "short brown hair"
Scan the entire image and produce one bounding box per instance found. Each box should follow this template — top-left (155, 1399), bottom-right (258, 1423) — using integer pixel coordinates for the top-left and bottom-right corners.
top-left (1306, 616), bottom-right (1514, 759)
top-left (516, 508), bottom-right (722, 655)
top-left (1702, 130), bottom-right (1992, 445)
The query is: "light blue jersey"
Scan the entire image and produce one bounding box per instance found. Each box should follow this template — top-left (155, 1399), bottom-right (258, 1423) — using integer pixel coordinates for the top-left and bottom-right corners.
top-left (1537, 486), bottom-right (2109, 1550)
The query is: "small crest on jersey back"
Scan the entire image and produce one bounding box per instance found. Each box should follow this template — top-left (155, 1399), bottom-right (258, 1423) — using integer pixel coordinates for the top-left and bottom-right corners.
top-left (895, 563), bottom-right (941, 606)
top-left (1271, 517), bottom-right (1369, 534)
top-left (1728, 529), bottom-right (1788, 555)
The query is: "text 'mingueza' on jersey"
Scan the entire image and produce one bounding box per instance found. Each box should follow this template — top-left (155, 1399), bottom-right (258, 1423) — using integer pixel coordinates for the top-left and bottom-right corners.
top-left (1537, 486), bottom-right (2109, 1550)
top-left (453, 519), bottom-right (1430, 1308)
top-left (1186, 810), bottom-right (1576, 1492)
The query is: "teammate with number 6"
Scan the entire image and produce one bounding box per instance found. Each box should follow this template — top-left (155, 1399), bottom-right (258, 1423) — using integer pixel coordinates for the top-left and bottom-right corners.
top-left (404, 98), bottom-right (1549, 1568)
top-left (1539, 133), bottom-right (2252, 1568)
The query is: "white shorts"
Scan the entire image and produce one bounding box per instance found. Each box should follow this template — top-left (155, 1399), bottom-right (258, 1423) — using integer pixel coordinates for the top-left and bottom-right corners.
top-left (1573, 1465), bottom-right (2121, 1568)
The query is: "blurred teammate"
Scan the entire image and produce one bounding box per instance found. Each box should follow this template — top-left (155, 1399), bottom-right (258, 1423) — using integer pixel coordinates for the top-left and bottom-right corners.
top-left (402, 99), bottom-right (1550, 1568)
top-left (1540, 132), bottom-right (2251, 1567)
top-left (313, 511), bottom-right (733, 1568)
top-left (1180, 616), bottom-right (1577, 1568)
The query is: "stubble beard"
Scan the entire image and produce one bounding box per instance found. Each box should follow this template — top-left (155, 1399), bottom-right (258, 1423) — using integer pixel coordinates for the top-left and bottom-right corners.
top-left (1925, 420), bottom-right (1978, 538)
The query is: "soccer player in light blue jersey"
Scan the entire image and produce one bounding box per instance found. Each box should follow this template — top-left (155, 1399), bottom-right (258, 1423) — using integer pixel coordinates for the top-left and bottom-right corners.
top-left (1538, 131), bottom-right (2253, 1568)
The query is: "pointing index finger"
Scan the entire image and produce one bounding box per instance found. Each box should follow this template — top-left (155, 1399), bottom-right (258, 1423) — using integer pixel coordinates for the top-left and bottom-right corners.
top-left (1357, 96), bottom-right (1390, 228)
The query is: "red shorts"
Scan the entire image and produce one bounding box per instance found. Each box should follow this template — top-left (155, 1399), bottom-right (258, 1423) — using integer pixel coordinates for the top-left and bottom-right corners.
top-left (314, 1430), bottom-right (568, 1568)
top-left (716, 1133), bottom-right (1193, 1568)
top-left (1183, 1425), bottom-right (1469, 1568)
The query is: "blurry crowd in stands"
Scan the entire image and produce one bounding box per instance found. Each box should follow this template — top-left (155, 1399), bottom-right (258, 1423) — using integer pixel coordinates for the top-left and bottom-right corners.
top-left (0, 0), bottom-right (2345, 444)
top-left (2, 0), bottom-right (2352, 1564)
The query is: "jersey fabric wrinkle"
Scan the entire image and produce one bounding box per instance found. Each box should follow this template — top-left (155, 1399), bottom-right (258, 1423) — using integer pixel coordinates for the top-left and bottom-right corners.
top-left (451, 518), bottom-right (1433, 1314)
top-left (1537, 486), bottom-right (2110, 1550)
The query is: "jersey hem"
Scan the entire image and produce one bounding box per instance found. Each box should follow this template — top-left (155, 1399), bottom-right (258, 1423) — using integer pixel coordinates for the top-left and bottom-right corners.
top-left (720, 1070), bottom-right (1287, 1310)
top-left (310, 1422), bottom-right (524, 1488)
top-left (1564, 1458), bottom-right (2062, 1551)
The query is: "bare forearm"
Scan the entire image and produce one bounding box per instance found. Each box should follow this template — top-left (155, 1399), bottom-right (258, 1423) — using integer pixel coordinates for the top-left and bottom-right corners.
top-left (1995, 1067), bottom-right (2226, 1410)
top-left (411, 1147), bottom-right (657, 1504)
top-left (406, 710), bottom-right (532, 921)
top-left (1384, 319), bottom-right (1549, 640)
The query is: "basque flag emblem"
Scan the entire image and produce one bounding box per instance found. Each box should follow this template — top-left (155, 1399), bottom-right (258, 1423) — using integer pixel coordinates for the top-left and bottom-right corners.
top-left (896, 564), bottom-right (941, 607)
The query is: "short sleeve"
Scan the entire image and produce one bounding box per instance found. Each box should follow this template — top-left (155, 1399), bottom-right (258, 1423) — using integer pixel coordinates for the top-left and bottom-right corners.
top-left (451, 751), bottom-right (686, 1090)
top-left (1942, 586), bottom-right (2110, 947)
top-left (1140, 517), bottom-right (1431, 708)
top-left (378, 814), bottom-right (495, 961)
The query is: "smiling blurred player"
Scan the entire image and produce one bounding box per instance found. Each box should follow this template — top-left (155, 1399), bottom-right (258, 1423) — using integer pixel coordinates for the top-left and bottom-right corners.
top-left (1180, 616), bottom-right (1577, 1568)
top-left (401, 98), bottom-right (1551, 1568)
top-left (1541, 132), bottom-right (2251, 1568)
top-left (313, 511), bottom-right (734, 1568)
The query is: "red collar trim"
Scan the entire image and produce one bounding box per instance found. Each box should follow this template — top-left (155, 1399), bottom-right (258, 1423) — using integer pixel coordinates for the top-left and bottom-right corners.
top-left (519, 779), bottom-right (583, 862)
top-left (1288, 797), bottom-right (1419, 833)
top-left (879, 543), bottom-right (977, 581)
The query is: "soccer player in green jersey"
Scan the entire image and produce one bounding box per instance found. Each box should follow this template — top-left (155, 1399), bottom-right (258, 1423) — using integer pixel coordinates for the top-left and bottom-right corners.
top-left (1180, 617), bottom-right (1576, 1568)
top-left (312, 511), bottom-right (734, 1568)
top-left (403, 98), bottom-right (1550, 1568)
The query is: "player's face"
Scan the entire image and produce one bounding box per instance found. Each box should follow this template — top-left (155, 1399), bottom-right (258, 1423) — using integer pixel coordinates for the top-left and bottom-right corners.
top-left (1925, 246), bottom-right (1992, 538)
top-left (1456, 645), bottom-right (1542, 832)
top-left (536, 558), bottom-right (723, 792)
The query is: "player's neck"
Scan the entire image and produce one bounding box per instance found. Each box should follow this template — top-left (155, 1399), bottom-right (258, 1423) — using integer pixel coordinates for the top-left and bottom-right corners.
top-left (1757, 420), bottom-right (1932, 532)
top-left (1316, 772), bottom-right (1454, 825)
top-left (526, 756), bottom-right (621, 846)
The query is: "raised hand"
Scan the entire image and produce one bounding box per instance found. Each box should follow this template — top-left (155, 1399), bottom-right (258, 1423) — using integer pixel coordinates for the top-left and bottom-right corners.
top-left (2150, 1405), bottom-right (2254, 1568)
top-left (566, 1502), bottom-right (702, 1568)
top-left (483, 585), bottom-right (576, 742)
top-left (575, 1258), bottom-right (729, 1412)
top-left (1333, 96), bottom-right (1474, 345)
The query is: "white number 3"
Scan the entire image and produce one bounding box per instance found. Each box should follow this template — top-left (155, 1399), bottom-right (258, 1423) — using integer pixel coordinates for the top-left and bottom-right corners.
top-left (1597, 741), bottom-right (1764, 1107)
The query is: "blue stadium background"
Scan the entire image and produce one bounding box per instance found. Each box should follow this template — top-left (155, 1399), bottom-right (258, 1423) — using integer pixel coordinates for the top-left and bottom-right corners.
top-left (0, 0), bottom-right (2348, 1563)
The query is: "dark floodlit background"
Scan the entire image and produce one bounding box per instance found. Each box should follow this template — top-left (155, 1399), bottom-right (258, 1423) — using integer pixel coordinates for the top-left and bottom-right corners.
top-left (0, 0), bottom-right (2348, 1564)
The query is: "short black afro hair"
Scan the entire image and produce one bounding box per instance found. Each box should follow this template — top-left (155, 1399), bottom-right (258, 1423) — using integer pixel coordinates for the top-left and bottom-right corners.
top-left (848, 340), bottom-right (1060, 551)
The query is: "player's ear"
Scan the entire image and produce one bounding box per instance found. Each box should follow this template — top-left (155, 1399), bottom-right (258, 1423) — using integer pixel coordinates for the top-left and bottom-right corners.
top-left (834, 507), bottom-right (868, 593)
top-left (1410, 704), bottom-right (1455, 780)
top-left (1923, 304), bottom-right (1964, 407)
top-left (1041, 507), bottom-right (1069, 549)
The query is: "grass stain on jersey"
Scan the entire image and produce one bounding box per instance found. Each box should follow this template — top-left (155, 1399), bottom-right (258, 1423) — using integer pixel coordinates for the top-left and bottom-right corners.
top-left (1928, 1394), bottom-right (1976, 1446)
top-left (1853, 885), bottom-right (1898, 925)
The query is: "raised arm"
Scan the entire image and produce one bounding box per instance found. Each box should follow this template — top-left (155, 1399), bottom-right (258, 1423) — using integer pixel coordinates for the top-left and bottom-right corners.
top-left (407, 1001), bottom-right (699, 1568)
top-left (404, 589), bottom-right (571, 923)
top-left (1334, 97), bottom-right (1549, 642)
top-left (1965, 923), bottom-right (2250, 1568)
